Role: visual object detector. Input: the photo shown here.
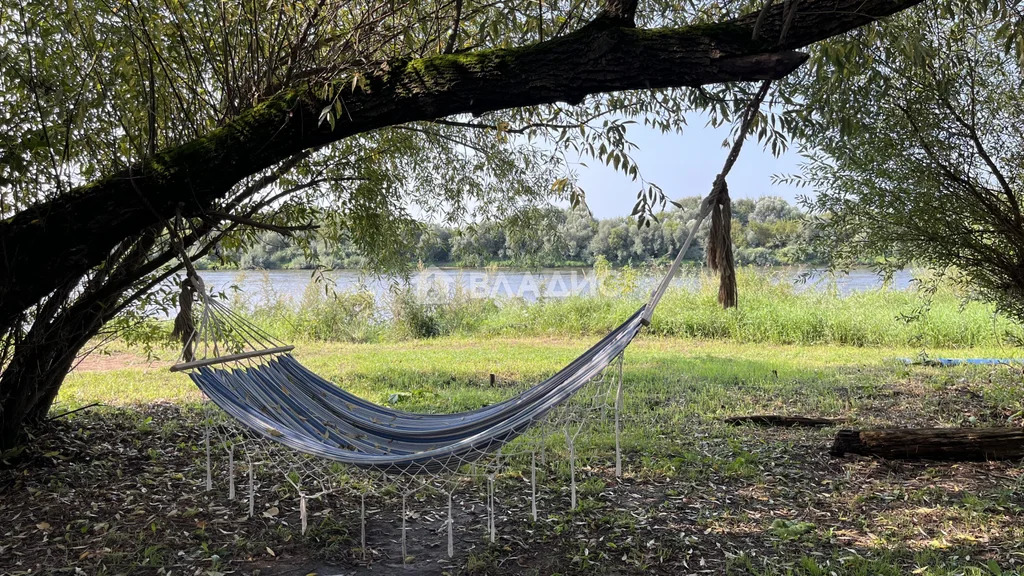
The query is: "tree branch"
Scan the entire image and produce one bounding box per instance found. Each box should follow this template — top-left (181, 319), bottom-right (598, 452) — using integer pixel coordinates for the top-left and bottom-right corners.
top-left (0, 0), bottom-right (925, 327)
top-left (444, 0), bottom-right (464, 54)
top-left (201, 211), bottom-right (318, 236)
top-left (935, 89), bottom-right (1021, 228)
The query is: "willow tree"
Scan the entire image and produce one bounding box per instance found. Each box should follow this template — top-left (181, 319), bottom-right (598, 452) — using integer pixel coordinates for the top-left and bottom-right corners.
top-left (0, 0), bottom-right (923, 451)
top-left (787, 1), bottom-right (1024, 324)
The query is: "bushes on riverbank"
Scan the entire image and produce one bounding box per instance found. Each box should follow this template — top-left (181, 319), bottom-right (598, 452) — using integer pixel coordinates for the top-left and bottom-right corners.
top-left (234, 268), bottom-right (1024, 348)
top-left (200, 196), bottom-right (822, 270)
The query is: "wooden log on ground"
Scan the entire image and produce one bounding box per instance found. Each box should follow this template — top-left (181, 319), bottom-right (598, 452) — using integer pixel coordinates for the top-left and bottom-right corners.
top-left (831, 427), bottom-right (1024, 461)
top-left (724, 415), bottom-right (847, 427)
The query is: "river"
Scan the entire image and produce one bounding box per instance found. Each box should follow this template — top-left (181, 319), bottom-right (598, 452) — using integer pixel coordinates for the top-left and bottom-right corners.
top-left (190, 267), bottom-right (916, 308)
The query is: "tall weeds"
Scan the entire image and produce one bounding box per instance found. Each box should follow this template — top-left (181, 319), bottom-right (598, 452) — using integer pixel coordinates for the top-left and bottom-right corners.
top-left (229, 268), bottom-right (1024, 348)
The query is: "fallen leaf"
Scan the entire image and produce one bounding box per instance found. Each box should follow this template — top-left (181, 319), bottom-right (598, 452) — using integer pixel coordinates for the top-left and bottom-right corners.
top-left (266, 546), bottom-right (276, 557)
top-left (262, 506), bottom-right (279, 518)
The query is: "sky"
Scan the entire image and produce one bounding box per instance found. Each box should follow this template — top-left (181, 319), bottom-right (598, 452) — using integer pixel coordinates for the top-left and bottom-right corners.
top-left (570, 111), bottom-right (810, 219)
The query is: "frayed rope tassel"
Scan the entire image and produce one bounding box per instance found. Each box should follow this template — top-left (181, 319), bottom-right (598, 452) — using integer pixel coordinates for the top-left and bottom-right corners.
top-left (706, 175), bottom-right (737, 309)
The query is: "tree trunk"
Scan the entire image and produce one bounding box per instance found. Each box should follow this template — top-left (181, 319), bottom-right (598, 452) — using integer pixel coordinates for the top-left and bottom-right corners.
top-left (0, 0), bottom-right (924, 331)
top-left (830, 428), bottom-right (1024, 461)
top-left (0, 157), bottom-right (304, 451)
top-left (0, 230), bottom-right (161, 451)
top-left (0, 315), bottom-right (113, 451)
top-left (0, 283), bottom-right (124, 450)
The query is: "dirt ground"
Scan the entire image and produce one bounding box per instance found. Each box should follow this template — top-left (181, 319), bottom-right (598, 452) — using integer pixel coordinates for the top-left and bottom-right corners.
top-left (3, 409), bottom-right (1023, 575)
top-left (2, 354), bottom-right (1023, 575)
top-left (72, 352), bottom-right (168, 372)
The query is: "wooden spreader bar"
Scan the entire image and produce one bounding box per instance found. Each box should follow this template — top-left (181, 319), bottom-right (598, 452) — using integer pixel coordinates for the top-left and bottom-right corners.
top-left (170, 345), bottom-right (295, 372)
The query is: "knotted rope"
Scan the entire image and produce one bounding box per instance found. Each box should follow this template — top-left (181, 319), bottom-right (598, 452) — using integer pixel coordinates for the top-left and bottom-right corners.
top-left (706, 175), bottom-right (737, 307)
top-left (168, 209), bottom-right (206, 363)
top-left (172, 280), bottom-right (196, 362)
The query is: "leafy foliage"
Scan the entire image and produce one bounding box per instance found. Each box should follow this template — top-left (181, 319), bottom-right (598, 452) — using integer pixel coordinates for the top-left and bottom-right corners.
top-left (785, 1), bottom-right (1024, 322)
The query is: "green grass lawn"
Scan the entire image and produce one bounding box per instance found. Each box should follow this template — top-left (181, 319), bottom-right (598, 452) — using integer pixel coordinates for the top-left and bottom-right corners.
top-left (59, 335), bottom-right (1024, 423)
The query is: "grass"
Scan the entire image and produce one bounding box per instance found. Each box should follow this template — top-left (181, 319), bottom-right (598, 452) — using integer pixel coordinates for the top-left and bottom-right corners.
top-left (226, 267), bottom-right (1024, 348)
top-left (60, 336), bottom-right (1021, 415)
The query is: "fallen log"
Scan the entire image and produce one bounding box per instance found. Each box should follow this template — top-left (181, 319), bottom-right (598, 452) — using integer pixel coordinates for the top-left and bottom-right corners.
top-left (724, 415), bottom-right (847, 427)
top-left (831, 427), bottom-right (1024, 461)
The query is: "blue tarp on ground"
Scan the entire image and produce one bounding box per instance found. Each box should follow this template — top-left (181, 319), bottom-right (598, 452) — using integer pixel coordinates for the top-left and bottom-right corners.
top-left (898, 358), bottom-right (1024, 367)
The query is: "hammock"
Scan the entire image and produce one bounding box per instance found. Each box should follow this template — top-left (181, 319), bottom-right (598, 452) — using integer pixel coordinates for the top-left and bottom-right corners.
top-left (172, 176), bottom-right (745, 473)
top-left (178, 297), bottom-right (646, 473)
top-left (170, 72), bottom-right (773, 473)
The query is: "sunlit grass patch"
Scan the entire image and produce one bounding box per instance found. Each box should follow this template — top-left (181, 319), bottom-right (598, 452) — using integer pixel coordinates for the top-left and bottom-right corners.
top-left (60, 336), bottom-right (1023, 418)
top-left (58, 367), bottom-right (202, 410)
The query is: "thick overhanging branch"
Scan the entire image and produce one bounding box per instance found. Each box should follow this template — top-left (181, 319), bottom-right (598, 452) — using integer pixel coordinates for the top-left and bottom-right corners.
top-left (0, 0), bottom-right (926, 327)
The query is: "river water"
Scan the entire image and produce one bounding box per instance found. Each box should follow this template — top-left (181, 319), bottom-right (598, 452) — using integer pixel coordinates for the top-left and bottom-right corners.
top-left (191, 267), bottom-right (916, 307)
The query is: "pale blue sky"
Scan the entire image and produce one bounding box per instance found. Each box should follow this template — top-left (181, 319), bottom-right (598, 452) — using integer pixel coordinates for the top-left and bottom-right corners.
top-left (572, 111), bottom-right (809, 219)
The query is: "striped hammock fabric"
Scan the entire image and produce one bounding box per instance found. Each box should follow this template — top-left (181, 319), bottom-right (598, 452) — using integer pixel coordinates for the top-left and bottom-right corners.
top-left (184, 306), bottom-right (646, 473)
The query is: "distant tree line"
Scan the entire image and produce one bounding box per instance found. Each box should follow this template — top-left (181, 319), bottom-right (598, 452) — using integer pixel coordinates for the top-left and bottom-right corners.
top-left (201, 196), bottom-right (822, 270)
